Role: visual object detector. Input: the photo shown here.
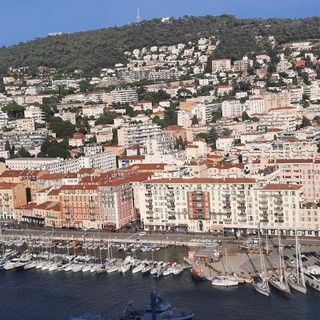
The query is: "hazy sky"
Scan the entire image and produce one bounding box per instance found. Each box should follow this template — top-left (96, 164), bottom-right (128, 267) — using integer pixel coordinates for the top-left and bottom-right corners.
top-left (1, 0), bottom-right (319, 46)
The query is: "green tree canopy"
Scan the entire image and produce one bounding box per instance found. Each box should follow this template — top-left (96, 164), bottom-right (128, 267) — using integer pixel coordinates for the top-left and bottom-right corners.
top-left (48, 117), bottom-right (75, 138)
top-left (2, 102), bottom-right (25, 119)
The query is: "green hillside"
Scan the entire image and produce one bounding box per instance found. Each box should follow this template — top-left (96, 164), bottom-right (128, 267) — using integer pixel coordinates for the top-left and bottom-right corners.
top-left (0, 15), bottom-right (319, 74)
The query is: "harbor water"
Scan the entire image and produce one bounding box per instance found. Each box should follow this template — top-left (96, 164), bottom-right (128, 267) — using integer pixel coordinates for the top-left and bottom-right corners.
top-left (1, 246), bottom-right (320, 320)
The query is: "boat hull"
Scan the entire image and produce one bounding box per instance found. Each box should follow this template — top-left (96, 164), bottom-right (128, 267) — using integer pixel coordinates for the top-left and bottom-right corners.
top-left (268, 278), bottom-right (291, 298)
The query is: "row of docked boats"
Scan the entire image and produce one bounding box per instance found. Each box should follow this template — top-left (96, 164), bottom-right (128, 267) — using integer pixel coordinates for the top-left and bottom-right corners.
top-left (0, 249), bottom-right (185, 277)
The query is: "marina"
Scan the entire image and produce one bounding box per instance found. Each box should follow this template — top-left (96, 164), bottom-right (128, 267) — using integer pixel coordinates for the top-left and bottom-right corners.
top-left (2, 231), bottom-right (320, 319)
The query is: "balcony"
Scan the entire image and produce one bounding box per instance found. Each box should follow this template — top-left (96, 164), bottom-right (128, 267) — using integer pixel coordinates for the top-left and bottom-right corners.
top-left (238, 218), bottom-right (247, 223)
top-left (260, 219), bottom-right (269, 223)
top-left (223, 219), bottom-right (232, 224)
top-left (238, 211), bottom-right (246, 216)
top-left (146, 199), bottom-right (152, 203)
top-left (237, 205), bottom-right (246, 210)
top-left (145, 192), bottom-right (152, 197)
top-left (237, 193), bottom-right (245, 198)
top-left (223, 205), bottom-right (231, 210)
top-left (275, 219), bottom-right (284, 223)
top-left (259, 200), bottom-right (268, 205)
top-left (274, 206), bottom-right (283, 211)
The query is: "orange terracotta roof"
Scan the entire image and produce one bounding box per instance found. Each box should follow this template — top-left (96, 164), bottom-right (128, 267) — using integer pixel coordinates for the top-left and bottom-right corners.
top-left (38, 173), bottom-right (66, 180)
top-left (0, 182), bottom-right (20, 189)
top-left (119, 155), bottom-right (145, 160)
top-left (262, 184), bottom-right (302, 191)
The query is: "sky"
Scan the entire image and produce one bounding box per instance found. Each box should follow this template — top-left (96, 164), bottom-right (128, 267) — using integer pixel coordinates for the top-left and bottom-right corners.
top-left (1, 0), bottom-right (319, 47)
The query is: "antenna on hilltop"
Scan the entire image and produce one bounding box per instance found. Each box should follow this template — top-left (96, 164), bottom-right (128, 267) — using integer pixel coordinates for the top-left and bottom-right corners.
top-left (136, 8), bottom-right (141, 23)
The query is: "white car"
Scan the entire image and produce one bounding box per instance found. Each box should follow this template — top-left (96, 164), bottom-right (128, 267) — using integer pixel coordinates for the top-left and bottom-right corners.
top-left (138, 231), bottom-right (147, 236)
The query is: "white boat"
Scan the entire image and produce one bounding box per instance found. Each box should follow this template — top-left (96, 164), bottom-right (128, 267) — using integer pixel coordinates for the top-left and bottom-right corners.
top-left (72, 264), bottom-right (83, 273)
top-left (211, 275), bottom-right (239, 287)
top-left (106, 264), bottom-right (119, 274)
top-left (41, 262), bottom-right (51, 271)
top-left (163, 266), bottom-right (175, 277)
top-left (36, 261), bottom-right (45, 269)
top-left (95, 265), bottom-right (106, 274)
top-left (4, 260), bottom-right (17, 271)
top-left (64, 264), bottom-right (74, 272)
top-left (303, 266), bottom-right (320, 291)
top-left (132, 264), bottom-right (144, 274)
top-left (24, 261), bottom-right (37, 270)
top-left (118, 263), bottom-right (131, 274)
top-left (82, 264), bottom-right (92, 273)
top-left (141, 265), bottom-right (152, 274)
top-left (286, 229), bottom-right (307, 294)
top-left (172, 265), bottom-right (184, 275)
top-left (48, 263), bottom-right (58, 272)
top-left (252, 229), bottom-right (270, 297)
top-left (268, 232), bottom-right (291, 298)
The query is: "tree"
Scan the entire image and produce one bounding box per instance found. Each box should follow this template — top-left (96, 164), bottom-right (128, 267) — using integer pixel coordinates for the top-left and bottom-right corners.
top-left (191, 115), bottom-right (199, 126)
top-left (301, 116), bottom-right (312, 128)
top-left (207, 127), bottom-right (218, 149)
top-left (47, 145), bottom-right (69, 159)
top-left (2, 102), bottom-right (25, 119)
top-left (17, 146), bottom-right (32, 158)
top-left (4, 140), bottom-right (10, 151)
top-left (241, 111), bottom-right (251, 122)
top-left (49, 117), bottom-right (75, 138)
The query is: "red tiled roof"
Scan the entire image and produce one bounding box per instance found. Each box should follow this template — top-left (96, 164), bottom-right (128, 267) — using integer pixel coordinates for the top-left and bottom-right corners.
top-left (145, 178), bottom-right (256, 184)
top-left (262, 184), bottom-right (302, 191)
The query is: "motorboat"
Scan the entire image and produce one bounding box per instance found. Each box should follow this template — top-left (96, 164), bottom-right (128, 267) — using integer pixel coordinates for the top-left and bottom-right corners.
top-left (211, 275), bottom-right (239, 287)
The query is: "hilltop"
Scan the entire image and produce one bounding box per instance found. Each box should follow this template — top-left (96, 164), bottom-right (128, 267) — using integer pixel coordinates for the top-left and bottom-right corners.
top-left (0, 15), bottom-right (319, 74)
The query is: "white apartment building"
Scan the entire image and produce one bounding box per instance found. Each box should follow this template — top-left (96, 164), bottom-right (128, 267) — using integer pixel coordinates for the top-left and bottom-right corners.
top-left (221, 100), bottom-right (245, 118)
top-left (177, 110), bottom-right (192, 128)
top-left (82, 105), bottom-right (105, 118)
top-left (241, 139), bottom-right (318, 161)
top-left (110, 88), bottom-right (138, 104)
top-left (24, 105), bottom-right (46, 123)
top-left (15, 118), bottom-right (35, 131)
top-left (117, 122), bottom-right (162, 148)
top-left (289, 87), bottom-right (303, 104)
top-left (304, 83), bottom-right (320, 102)
top-left (258, 113), bottom-right (297, 131)
top-left (246, 98), bottom-right (265, 115)
top-left (139, 178), bottom-right (309, 235)
top-left (55, 112), bottom-right (77, 125)
top-left (6, 152), bottom-right (116, 173)
top-left (212, 58), bottom-right (232, 73)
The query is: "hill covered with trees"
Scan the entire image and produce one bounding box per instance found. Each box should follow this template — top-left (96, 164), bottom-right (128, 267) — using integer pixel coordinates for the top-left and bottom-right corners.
top-left (0, 15), bottom-right (319, 74)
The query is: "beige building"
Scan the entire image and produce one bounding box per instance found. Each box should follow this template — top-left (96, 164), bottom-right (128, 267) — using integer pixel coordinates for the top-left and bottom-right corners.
top-left (0, 182), bottom-right (27, 219)
top-left (139, 178), bottom-right (309, 235)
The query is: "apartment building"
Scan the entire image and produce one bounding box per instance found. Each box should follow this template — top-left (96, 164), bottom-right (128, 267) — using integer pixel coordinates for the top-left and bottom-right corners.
top-left (211, 58), bottom-right (232, 73)
top-left (59, 185), bottom-right (99, 229)
top-left (0, 182), bottom-right (27, 219)
top-left (117, 122), bottom-right (162, 148)
top-left (139, 178), bottom-right (307, 235)
top-left (221, 100), bottom-right (245, 118)
top-left (98, 179), bottom-right (135, 230)
top-left (266, 159), bottom-right (320, 201)
top-left (24, 105), bottom-right (46, 123)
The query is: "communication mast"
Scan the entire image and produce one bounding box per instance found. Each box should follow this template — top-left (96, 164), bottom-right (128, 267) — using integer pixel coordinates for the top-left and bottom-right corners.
top-left (136, 8), bottom-right (141, 23)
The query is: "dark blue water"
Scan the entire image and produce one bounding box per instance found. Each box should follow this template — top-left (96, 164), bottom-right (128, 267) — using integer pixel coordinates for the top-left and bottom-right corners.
top-left (1, 247), bottom-right (320, 320)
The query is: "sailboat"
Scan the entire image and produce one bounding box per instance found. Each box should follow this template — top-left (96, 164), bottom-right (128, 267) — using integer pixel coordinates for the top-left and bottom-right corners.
top-left (252, 228), bottom-right (270, 297)
top-left (212, 249), bottom-right (241, 287)
top-left (286, 229), bottom-right (307, 294)
top-left (268, 230), bottom-right (291, 298)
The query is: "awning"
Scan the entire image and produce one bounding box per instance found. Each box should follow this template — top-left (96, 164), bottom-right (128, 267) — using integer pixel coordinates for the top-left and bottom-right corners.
top-left (175, 225), bottom-right (189, 229)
